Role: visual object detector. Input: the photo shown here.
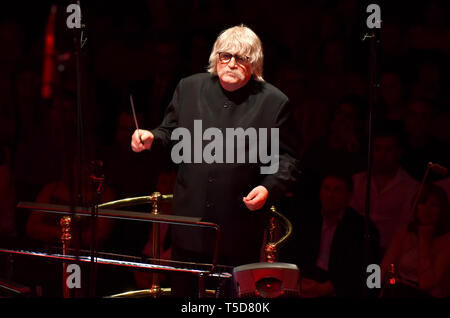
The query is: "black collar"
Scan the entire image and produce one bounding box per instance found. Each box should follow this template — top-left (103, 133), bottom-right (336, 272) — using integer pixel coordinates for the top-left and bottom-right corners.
top-left (211, 75), bottom-right (262, 105)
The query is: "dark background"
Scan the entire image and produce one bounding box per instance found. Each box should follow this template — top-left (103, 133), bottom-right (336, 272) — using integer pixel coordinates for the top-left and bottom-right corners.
top-left (0, 0), bottom-right (449, 296)
top-left (1, 0), bottom-right (448, 197)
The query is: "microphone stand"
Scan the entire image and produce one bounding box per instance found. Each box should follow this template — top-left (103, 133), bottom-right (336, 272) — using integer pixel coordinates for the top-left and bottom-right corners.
top-left (89, 161), bottom-right (104, 298)
top-left (74, 0), bottom-right (84, 208)
top-left (72, 0), bottom-right (86, 296)
top-left (362, 5), bottom-right (381, 298)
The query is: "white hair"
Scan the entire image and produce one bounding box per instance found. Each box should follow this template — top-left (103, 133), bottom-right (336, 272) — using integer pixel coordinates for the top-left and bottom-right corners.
top-left (207, 25), bottom-right (264, 81)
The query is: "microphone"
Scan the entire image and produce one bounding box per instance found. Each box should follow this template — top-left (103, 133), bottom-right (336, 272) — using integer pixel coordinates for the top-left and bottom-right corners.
top-left (427, 162), bottom-right (448, 176)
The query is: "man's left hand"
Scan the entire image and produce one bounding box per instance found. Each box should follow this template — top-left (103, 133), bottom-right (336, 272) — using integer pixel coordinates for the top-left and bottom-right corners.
top-left (243, 186), bottom-right (268, 211)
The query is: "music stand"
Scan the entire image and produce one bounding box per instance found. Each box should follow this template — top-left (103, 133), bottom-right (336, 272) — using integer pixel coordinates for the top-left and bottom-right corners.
top-left (3, 194), bottom-right (224, 298)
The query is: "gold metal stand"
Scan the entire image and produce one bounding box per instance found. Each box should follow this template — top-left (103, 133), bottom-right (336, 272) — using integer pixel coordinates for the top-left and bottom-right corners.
top-left (60, 216), bottom-right (72, 298)
top-left (107, 288), bottom-right (172, 298)
top-left (99, 192), bottom-right (172, 298)
top-left (149, 192), bottom-right (162, 297)
top-left (98, 198), bottom-right (293, 297)
top-left (15, 199), bottom-right (222, 298)
top-left (97, 193), bottom-right (173, 210)
top-left (264, 206), bottom-right (293, 263)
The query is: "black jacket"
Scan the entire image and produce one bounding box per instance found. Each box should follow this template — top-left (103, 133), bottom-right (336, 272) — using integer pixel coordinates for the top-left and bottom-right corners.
top-left (151, 73), bottom-right (300, 265)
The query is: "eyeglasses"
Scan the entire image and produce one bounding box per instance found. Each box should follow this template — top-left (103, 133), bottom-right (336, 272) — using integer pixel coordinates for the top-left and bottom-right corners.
top-left (218, 52), bottom-right (250, 65)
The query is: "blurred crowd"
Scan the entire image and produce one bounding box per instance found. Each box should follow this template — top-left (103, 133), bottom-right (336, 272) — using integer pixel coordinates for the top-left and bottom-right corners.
top-left (0, 0), bottom-right (449, 297)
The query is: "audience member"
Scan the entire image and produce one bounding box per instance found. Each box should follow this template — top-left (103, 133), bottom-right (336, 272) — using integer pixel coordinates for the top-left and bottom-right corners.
top-left (350, 122), bottom-right (419, 254)
top-left (402, 98), bottom-right (450, 182)
top-left (380, 71), bottom-right (407, 121)
top-left (381, 184), bottom-right (450, 297)
top-left (404, 1), bottom-right (450, 54)
top-left (409, 58), bottom-right (444, 102)
top-left (300, 95), bottom-right (367, 208)
top-left (285, 173), bottom-right (379, 297)
top-left (436, 178), bottom-right (450, 200)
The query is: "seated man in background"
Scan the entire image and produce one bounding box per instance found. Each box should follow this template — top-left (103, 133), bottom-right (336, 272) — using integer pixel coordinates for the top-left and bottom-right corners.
top-left (350, 122), bottom-right (419, 255)
top-left (284, 173), bottom-right (379, 297)
top-left (299, 95), bottom-right (367, 211)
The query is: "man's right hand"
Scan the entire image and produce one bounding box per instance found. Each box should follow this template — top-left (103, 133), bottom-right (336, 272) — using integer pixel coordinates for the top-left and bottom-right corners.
top-left (131, 129), bottom-right (154, 152)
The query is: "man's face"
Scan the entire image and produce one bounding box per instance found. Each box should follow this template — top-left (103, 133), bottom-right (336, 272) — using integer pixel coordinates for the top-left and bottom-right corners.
top-left (417, 195), bottom-right (441, 226)
top-left (380, 73), bottom-right (403, 104)
top-left (320, 177), bottom-right (350, 217)
top-left (373, 136), bottom-right (402, 174)
top-left (216, 52), bottom-right (252, 91)
top-left (404, 100), bottom-right (434, 138)
top-left (331, 102), bottom-right (357, 135)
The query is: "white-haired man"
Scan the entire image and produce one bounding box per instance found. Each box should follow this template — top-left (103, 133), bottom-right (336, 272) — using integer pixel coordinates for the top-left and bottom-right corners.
top-left (131, 25), bottom-right (300, 295)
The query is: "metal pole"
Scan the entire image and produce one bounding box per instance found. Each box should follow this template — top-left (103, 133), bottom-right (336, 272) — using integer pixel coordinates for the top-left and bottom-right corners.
top-left (362, 5), bottom-right (381, 297)
top-left (149, 192), bottom-right (162, 297)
